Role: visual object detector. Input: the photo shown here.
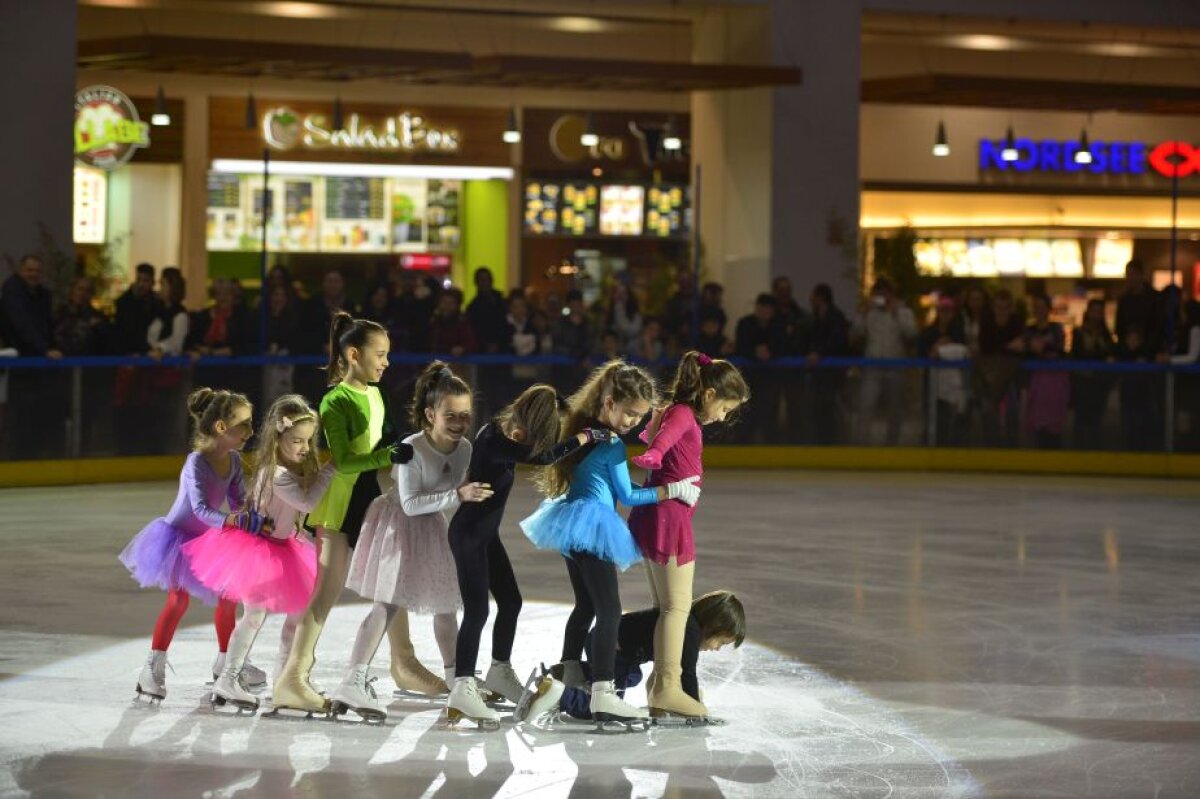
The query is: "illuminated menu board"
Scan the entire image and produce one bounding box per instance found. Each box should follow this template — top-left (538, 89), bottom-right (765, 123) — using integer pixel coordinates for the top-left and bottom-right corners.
top-left (645, 185), bottom-right (688, 238)
top-left (600, 185), bottom-right (645, 236)
top-left (915, 237), bottom-right (1086, 278)
top-left (73, 166), bottom-right (107, 245)
top-left (523, 182), bottom-right (560, 235)
top-left (325, 177), bottom-right (386, 220)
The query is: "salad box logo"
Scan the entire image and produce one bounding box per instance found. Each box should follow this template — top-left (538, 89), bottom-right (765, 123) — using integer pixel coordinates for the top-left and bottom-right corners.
top-left (74, 85), bottom-right (150, 169)
top-left (262, 107), bottom-right (460, 153)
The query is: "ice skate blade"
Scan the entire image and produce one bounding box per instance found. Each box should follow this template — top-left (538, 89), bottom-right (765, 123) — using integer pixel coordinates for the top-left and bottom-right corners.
top-left (442, 707), bottom-right (502, 732)
top-left (650, 711), bottom-right (724, 728)
top-left (392, 689), bottom-right (447, 703)
top-left (132, 686), bottom-right (164, 707)
top-left (329, 700), bottom-right (387, 724)
top-left (262, 704), bottom-right (332, 721)
top-left (591, 712), bottom-right (651, 733)
top-left (209, 694), bottom-right (259, 714)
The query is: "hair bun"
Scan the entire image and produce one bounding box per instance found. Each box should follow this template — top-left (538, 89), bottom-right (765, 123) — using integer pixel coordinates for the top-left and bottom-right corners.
top-left (187, 387), bottom-right (215, 420)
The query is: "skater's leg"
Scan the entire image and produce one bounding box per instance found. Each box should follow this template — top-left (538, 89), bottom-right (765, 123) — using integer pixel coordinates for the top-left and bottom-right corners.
top-left (275, 613), bottom-right (299, 682)
top-left (388, 605), bottom-right (447, 695)
top-left (487, 537), bottom-right (522, 664)
top-left (274, 529), bottom-right (349, 707)
top-left (225, 605), bottom-right (269, 671)
top-left (348, 602), bottom-right (399, 668)
top-left (151, 588), bottom-right (190, 651)
top-left (643, 559), bottom-right (662, 609)
top-left (561, 554), bottom-right (595, 663)
top-left (214, 598), bottom-right (237, 653)
top-left (433, 612), bottom-right (458, 676)
top-left (569, 552), bottom-right (620, 682)
top-left (646, 558), bottom-right (706, 716)
top-left (450, 527), bottom-right (490, 678)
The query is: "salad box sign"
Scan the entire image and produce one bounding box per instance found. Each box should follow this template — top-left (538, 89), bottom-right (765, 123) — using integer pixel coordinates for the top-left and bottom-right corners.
top-left (263, 106), bottom-right (461, 154)
top-left (74, 85), bottom-right (150, 170)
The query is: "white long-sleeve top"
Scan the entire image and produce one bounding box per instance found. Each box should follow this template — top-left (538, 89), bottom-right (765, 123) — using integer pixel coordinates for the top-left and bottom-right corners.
top-left (1171, 327), bottom-right (1200, 365)
top-left (258, 462), bottom-right (336, 539)
top-left (147, 311), bottom-right (189, 355)
top-left (393, 431), bottom-right (471, 518)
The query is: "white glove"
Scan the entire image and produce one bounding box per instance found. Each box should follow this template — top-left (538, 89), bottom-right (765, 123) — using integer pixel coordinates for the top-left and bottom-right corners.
top-left (664, 475), bottom-right (701, 507)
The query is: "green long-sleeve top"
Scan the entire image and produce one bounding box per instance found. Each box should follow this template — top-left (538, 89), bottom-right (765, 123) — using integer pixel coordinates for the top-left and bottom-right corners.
top-left (307, 382), bottom-right (392, 532)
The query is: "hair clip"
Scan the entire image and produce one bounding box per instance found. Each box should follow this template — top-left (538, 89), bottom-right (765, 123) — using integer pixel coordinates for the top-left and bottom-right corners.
top-left (697, 353), bottom-right (714, 366)
top-left (276, 416), bottom-right (296, 434)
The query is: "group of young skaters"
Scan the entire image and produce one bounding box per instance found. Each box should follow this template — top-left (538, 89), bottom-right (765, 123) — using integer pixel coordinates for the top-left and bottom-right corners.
top-left (120, 309), bottom-right (749, 731)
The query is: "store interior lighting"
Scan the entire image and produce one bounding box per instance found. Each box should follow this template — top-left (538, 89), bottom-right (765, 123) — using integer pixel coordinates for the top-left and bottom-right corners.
top-left (151, 85), bottom-right (170, 126)
top-left (1074, 128), bottom-right (1093, 165)
top-left (1001, 125), bottom-right (1019, 162)
top-left (663, 117), bottom-right (682, 151)
top-left (211, 159), bottom-right (515, 181)
top-left (932, 120), bottom-right (949, 157)
top-left (503, 106), bottom-right (521, 144)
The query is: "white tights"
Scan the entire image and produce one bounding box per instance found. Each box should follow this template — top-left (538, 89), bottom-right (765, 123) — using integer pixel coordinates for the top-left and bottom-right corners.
top-left (224, 605), bottom-right (300, 677)
top-left (348, 601), bottom-right (458, 672)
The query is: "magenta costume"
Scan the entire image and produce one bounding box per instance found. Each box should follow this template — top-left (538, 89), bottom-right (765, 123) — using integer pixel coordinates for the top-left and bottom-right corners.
top-left (119, 451), bottom-right (245, 605)
top-left (628, 404), bottom-right (702, 566)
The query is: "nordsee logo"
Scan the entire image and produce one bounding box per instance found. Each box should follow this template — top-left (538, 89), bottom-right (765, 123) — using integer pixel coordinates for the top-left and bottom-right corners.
top-left (979, 138), bottom-right (1199, 178)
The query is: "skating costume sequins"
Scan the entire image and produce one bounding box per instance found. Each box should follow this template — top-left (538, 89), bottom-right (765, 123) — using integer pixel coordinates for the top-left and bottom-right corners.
top-left (628, 404), bottom-right (703, 565)
top-left (118, 451), bottom-right (245, 605)
top-left (519, 434), bottom-right (655, 571)
top-left (306, 383), bottom-right (392, 534)
top-left (347, 432), bottom-right (471, 613)
top-left (182, 464), bottom-right (334, 614)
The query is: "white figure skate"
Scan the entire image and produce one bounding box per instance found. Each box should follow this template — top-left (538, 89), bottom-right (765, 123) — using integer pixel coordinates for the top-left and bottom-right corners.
top-left (444, 677), bottom-right (501, 731)
top-left (211, 665), bottom-right (260, 713)
top-left (513, 665), bottom-right (565, 725)
top-left (134, 650), bottom-right (168, 704)
top-left (330, 666), bottom-right (388, 723)
top-left (589, 680), bottom-right (650, 733)
top-left (483, 661), bottom-right (525, 706)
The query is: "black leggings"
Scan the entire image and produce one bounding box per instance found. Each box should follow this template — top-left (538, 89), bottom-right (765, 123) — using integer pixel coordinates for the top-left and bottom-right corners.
top-left (449, 526), bottom-right (522, 678)
top-left (561, 551), bottom-right (621, 683)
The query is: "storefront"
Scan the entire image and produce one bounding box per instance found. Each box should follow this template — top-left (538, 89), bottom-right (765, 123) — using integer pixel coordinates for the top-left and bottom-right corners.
top-left (519, 108), bottom-right (692, 310)
top-left (205, 97), bottom-right (513, 300)
top-left (860, 105), bottom-right (1200, 323)
top-left (73, 84), bottom-right (185, 303)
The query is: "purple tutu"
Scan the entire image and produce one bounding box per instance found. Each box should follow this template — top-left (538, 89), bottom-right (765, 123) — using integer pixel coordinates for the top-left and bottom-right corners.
top-left (118, 518), bottom-right (218, 605)
top-left (182, 529), bottom-right (317, 614)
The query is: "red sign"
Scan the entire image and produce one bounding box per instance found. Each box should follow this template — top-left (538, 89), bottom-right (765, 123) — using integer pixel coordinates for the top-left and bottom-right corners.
top-left (1148, 142), bottom-right (1200, 179)
top-left (400, 253), bottom-right (452, 271)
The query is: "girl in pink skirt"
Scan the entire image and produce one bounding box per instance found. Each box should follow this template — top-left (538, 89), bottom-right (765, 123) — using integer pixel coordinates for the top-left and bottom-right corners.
top-left (183, 395), bottom-right (331, 711)
top-left (628, 351), bottom-right (749, 720)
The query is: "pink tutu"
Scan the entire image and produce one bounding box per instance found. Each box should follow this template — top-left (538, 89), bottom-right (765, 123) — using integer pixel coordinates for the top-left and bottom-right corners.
top-left (181, 529), bottom-right (317, 614)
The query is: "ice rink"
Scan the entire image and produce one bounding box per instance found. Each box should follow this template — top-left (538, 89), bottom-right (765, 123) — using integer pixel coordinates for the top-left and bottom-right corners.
top-left (1, 470), bottom-right (1198, 798)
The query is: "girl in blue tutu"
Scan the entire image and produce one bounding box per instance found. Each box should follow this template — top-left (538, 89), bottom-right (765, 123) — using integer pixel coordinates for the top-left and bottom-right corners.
top-left (521, 360), bottom-right (702, 727)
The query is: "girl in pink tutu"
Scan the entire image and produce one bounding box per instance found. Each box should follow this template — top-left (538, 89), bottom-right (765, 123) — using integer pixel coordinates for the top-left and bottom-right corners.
top-left (119, 387), bottom-right (259, 703)
top-left (628, 351), bottom-right (748, 720)
top-left (183, 394), bottom-right (332, 710)
top-left (332, 362), bottom-right (492, 721)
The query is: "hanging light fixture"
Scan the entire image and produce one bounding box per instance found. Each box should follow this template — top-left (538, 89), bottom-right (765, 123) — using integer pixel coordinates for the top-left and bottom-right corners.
top-left (1074, 128), bottom-right (1093, 165)
top-left (244, 92), bottom-right (257, 130)
top-left (151, 85), bottom-right (170, 126)
top-left (931, 120), bottom-right (949, 157)
top-left (332, 95), bottom-right (345, 132)
top-left (1000, 125), bottom-right (1019, 162)
top-left (503, 106), bottom-right (521, 143)
top-left (580, 112), bottom-right (599, 147)
top-left (663, 116), bottom-right (682, 151)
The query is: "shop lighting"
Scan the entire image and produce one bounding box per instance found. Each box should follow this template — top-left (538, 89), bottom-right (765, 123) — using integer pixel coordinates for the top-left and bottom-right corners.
top-left (580, 113), bottom-right (599, 147)
top-left (1074, 129), bottom-right (1093, 165)
top-left (663, 117), bottom-right (682, 151)
top-left (151, 85), bottom-right (170, 126)
top-left (932, 120), bottom-right (949, 157)
top-left (1001, 126), bottom-right (1019, 162)
top-left (211, 159), bottom-right (515, 181)
top-left (503, 107), bottom-right (521, 144)
top-left (244, 93), bottom-right (257, 130)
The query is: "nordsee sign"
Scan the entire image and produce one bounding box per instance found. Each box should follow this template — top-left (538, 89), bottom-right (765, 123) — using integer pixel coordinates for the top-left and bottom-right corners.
top-left (979, 139), bottom-right (1200, 178)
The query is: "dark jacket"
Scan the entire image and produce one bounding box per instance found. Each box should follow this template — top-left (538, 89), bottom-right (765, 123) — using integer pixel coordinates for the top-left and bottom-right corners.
top-left (466, 289), bottom-right (510, 353)
top-left (0, 274), bottom-right (55, 355)
top-left (112, 287), bottom-right (162, 355)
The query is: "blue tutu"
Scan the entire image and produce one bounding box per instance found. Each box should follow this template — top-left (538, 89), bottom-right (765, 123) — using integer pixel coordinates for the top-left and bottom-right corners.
top-left (519, 497), bottom-right (642, 571)
top-left (118, 518), bottom-right (219, 605)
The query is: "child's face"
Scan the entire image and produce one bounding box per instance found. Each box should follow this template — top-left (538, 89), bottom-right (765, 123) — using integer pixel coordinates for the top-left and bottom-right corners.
top-left (348, 332), bottom-right (390, 384)
top-left (599, 396), bottom-right (650, 434)
top-left (700, 634), bottom-right (736, 652)
top-left (214, 403), bottom-right (254, 452)
top-left (699, 390), bottom-right (742, 426)
top-left (427, 393), bottom-right (473, 443)
top-left (278, 420), bottom-right (317, 467)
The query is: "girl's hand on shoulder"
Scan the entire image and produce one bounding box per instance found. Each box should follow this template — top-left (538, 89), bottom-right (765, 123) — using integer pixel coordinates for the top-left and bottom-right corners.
top-left (458, 482), bottom-right (494, 502)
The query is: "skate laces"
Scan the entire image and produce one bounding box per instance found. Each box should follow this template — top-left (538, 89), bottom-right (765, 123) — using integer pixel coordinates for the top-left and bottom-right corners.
top-left (363, 675), bottom-right (380, 700)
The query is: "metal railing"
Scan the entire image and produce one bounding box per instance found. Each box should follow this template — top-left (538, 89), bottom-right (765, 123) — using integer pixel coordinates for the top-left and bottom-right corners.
top-left (1, 353), bottom-right (1198, 460)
